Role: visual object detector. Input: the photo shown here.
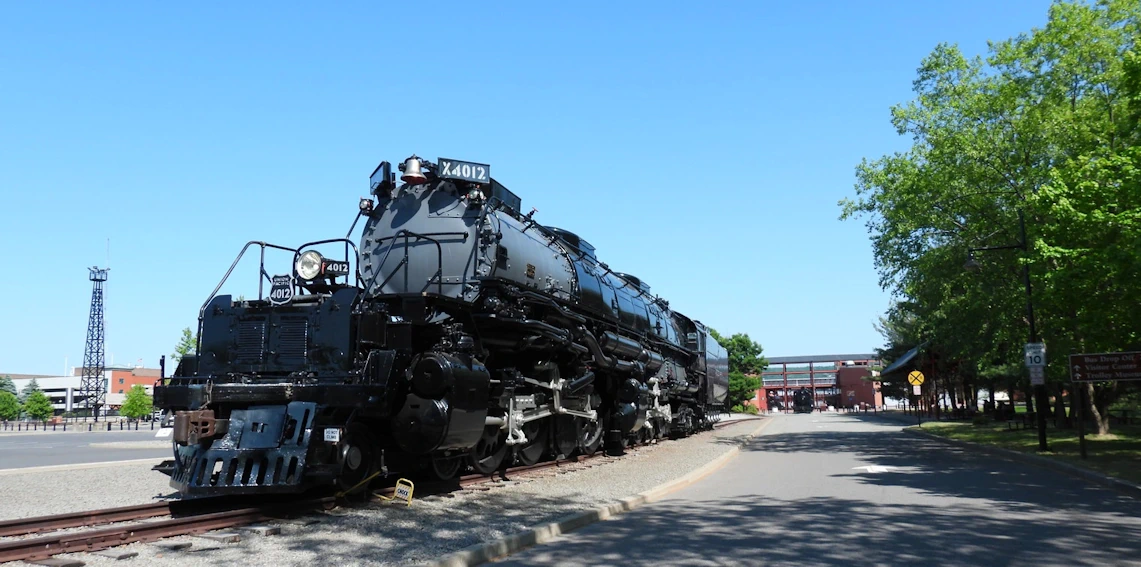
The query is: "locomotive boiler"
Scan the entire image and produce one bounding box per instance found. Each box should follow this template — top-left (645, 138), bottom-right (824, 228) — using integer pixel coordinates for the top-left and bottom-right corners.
top-left (155, 155), bottom-right (728, 498)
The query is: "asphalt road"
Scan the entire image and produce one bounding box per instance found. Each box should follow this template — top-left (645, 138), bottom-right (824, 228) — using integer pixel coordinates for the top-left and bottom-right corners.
top-left (0, 429), bottom-right (171, 470)
top-left (496, 412), bottom-right (1141, 567)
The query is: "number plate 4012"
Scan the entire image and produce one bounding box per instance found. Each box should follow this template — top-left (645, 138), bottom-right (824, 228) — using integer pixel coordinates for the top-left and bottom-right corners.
top-left (438, 158), bottom-right (490, 183)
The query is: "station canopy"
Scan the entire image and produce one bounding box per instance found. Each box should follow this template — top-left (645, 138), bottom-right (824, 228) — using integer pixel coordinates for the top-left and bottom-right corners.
top-left (879, 341), bottom-right (930, 376)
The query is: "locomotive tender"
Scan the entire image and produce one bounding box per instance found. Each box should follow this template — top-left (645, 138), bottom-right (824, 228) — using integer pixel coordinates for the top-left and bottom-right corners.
top-left (155, 155), bottom-right (728, 498)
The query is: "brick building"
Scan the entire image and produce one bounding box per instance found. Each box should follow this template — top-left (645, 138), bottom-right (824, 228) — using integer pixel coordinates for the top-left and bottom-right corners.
top-left (82, 366), bottom-right (162, 395)
top-left (750, 354), bottom-right (883, 412)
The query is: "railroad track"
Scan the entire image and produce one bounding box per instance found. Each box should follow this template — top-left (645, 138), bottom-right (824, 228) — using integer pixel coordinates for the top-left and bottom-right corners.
top-left (0, 416), bottom-right (760, 563)
top-left (0, 497), bottom-right (336, 563)
top-left (0, 502), bottom-right (172, 538)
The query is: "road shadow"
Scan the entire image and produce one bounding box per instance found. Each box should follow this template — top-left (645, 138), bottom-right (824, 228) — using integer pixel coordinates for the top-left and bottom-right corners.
top-left (739, 419), bottom-right (1139, 513)
top-left (492, 490), bottom-right (1141, 567)
top-left (492, 416), bottom-right (1141, 567)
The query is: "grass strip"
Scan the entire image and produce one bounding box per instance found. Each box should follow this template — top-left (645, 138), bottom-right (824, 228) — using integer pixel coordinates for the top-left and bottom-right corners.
top-left (917, 421), bottom-right (1141, 486)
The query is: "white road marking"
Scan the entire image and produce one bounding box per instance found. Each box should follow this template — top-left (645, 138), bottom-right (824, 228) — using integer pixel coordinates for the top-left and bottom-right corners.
top-left (852, 465), bottom-right (894, 473)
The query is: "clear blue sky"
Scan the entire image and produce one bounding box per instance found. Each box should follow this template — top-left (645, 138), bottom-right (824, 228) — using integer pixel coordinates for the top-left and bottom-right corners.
top-left (0, 1), bottom-right (1056, 375)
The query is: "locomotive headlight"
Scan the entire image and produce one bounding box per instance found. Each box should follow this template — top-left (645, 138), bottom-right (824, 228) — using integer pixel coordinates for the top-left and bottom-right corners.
top-left (295, 250), bottom-right (323, 281)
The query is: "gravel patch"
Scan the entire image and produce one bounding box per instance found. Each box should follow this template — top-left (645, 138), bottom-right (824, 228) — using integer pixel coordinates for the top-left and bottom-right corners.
top-left (0, 460), bottom-right (178, 522)
top-left (7, 418), bottom-right (763, 567)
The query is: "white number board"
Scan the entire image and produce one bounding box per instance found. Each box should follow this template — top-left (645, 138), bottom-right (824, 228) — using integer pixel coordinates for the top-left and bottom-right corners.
top-left (438, 158), bottom-right (490, 184)
top-left (1025, 343), bottom-right (1046, 367)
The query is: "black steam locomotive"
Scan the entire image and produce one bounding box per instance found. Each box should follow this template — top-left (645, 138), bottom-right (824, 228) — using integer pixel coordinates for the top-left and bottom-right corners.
top-left (791, 388), bottom-right (814, 413)
top-left (155, 155), bottom-right (728, 498)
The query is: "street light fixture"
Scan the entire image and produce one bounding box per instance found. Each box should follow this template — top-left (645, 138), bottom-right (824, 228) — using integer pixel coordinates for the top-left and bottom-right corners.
top-left (963, 251), bottom-right (982, 271)
top-left (964, 208), bottom-right (1049, 452)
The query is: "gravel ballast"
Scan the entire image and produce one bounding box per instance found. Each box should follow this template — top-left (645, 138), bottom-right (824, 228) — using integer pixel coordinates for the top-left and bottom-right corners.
top-left (5, 418), bottom-right (764, 567)
top-left (0, 460), bottom-right (176, 521)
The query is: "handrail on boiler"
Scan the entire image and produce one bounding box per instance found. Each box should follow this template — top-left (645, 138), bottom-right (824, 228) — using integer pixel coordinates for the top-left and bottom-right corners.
top-left (365, 230), bottom-right (469, 296)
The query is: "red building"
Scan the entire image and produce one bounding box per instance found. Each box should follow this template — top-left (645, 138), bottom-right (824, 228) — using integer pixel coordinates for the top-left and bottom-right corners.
top-left (750, 354), bottom-right (883, 412)
top-left (74, 365), bottom-right (162, 395)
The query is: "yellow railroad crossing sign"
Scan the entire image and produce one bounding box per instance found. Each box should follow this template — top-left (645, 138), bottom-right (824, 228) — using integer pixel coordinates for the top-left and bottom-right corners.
top-left (907, 371), bottom-right (925, 386)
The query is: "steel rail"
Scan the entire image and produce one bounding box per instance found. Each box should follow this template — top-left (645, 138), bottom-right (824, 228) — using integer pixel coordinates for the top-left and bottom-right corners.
top-left (0, 497), bottom-right (335, 563)
top-left (0, 502), bottom-right (172, 538)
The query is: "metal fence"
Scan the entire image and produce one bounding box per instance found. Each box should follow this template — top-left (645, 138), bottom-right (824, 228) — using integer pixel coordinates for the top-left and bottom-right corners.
top-left (0, 419), bottom-right (158, 432)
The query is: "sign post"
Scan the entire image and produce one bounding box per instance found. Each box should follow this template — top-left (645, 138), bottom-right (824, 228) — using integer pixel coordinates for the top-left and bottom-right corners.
top-left (908, 371), bottom-right (925, 426)
top-left (1069, 351), bottom-right (1141, 460)
top-left (1076, 380), bottom-right (1087, 460)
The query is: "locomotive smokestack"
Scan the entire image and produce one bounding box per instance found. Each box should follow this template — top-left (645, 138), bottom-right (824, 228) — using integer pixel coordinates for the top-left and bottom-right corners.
top-left (400, 155), bottom-right (427, 184)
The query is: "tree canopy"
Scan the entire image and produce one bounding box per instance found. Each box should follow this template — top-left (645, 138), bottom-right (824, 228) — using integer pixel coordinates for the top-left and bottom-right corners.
top-left (22, 390), bottom-right (53, 421)
top-left (709, 329), bottom-right (768, 375)
top-left (19, 378), bottom-right (40, 403)
top-left (120, 385), bottom-right (153, 420)
top-left (841, 0), bottom-right (1141, 433)
top-left (172, 327), bottom-right (197, 363)
top-left (0, 376), bottom-right (16, 397)
top-left (0, 392), bottom-right (20, 421)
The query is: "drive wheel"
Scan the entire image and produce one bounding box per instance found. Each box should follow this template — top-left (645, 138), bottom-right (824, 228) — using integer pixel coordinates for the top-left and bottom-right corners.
top-left (554, 415), bottom-right (578, 459)
top-left (515, 419), bottom-right (549, 466)
top-left (468, 425), bottom-right (508, 475)
top-left (429, 456), bottom-right (463, 480)
top-left (638, 426), bottom-right (652, 445)
top-left (337, 424), bottom-right (378, 497)
top-left (578, 418), bottom-right (603, 456)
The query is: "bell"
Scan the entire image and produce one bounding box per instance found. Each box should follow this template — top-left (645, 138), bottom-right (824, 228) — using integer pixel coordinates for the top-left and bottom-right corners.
top-left (400, 156), bottom-right (427, 184)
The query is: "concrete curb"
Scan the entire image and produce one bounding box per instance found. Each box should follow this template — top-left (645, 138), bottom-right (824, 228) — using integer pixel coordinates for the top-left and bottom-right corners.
top-left (904, 428), bottom-right (1141, 498)
top-left (0, 457), bottom-right (167, 476)
top-left (425, 418), bottom-right (775, 567)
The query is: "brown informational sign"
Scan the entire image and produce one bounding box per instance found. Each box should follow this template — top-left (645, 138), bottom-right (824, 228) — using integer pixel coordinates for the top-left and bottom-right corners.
top-left (1069, 352), bottom-right (1141, 382)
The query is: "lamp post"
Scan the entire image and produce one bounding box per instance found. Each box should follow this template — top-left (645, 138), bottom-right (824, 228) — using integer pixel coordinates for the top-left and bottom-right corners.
top-left (965, 208), bottom-right (1049, 452)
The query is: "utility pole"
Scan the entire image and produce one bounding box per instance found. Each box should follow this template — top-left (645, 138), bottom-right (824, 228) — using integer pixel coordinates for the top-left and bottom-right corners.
top-left (965, 209), bottom-right (1049, 451)
top-left (81, 266), bottom-right (109, 421)
top-left (1018, 211), bottom-right (1050, 452)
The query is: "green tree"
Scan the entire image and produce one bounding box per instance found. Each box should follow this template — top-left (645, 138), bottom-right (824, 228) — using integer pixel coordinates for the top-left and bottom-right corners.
top-left (22, 390), bottom-right (53, 421)
top-left (0, 375), bottom-right (16, 397)
top-left (19, 378), bottom-right (40, 403)
top-left (172, 327), bottom-right (198, 363)
top-left (0, 392), bottom-right (20, 421)
top-left (709, 329), bottom-right (768, 375)
top-left (840, 0), bottom-right (1141, 434)
top-left (120, 385), bottom-right (153, 420)
top-left (727, 371), bottom-right (762, 412)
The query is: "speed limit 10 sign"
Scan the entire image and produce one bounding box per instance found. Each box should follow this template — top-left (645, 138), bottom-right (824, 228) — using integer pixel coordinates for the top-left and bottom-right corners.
top-left (1025, 343), bottom-right (1046, 367)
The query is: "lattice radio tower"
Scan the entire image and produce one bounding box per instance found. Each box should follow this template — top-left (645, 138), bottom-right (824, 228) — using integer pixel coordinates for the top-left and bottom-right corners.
top-left (81, 266), bottom-right (109, 421)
